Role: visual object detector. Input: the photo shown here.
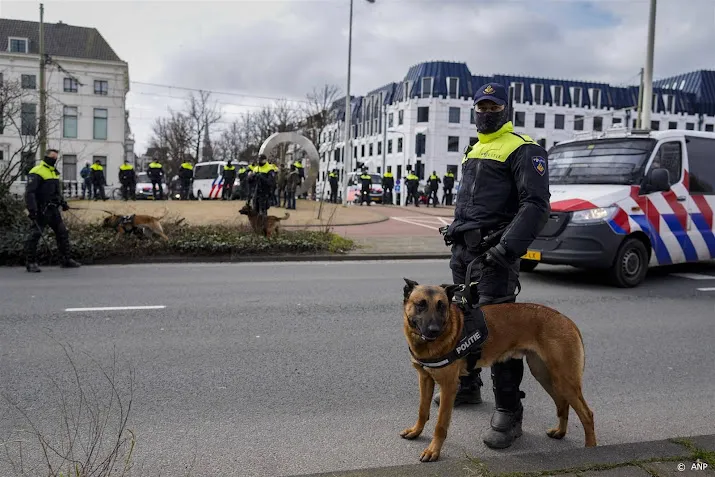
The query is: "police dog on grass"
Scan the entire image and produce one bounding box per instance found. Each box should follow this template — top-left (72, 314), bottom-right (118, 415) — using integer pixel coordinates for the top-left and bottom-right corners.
top-left (101, 212), bottom-right (169, 240)
top-left (401, 278), bottom-right (595, 462)
top-left (239, 203), bottom-right (290, 238)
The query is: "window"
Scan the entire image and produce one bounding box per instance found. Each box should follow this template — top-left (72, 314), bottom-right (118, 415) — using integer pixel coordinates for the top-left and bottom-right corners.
top-left (397, 138), bottom-right (403, 153)
top-left (554, 114), bottom-right (565, 129)
top-left (21, 151), bottom-right (35, 180)
top-left (403, 81), bottom-right (410, 101)
top-left (572, 87), bottom-right (582, 107)
top-left (668, 121), bottom-right (678, 130)
top-left (94, 80), bottom-right (108, 95)
top-left (686, 123), bottom-right (695, 130)
top-left (9, 38), bottom-right (28, 53)
top-left (21, 103), bottom-right (36, 135)
top-left (591, 88), bottom-right (601, 108)
top-left (354, 146), bottom-right (358, 158)
top-left (93, 108), bottom-right (108, 140)
top-left (593, 116), bottom-right (603, 131)
top-left (417, 106), bottom-right (429, 123)
top-left (63, 106), bottom-right (78, 138)
top-left (666, 95), bottom-right (674, 113)
top-left (448, 107), bottom-right (460, 124)
top-left (21, 74), bottom-right (36, 89)
top-left (63, 77), bottom-right (78, 93)
top-left (388, 113), bottom-right (394, 128)
top-left (533, 84), bottom-right (544, 105)
top-left (446, 164), bottom-right (459, 181)
top-left (514, 111), bottom-right (526, 127)
top-left (369, 144), bottom-right (373, 156)
top-left (650, 141), bottom-right (682, 185)
top-left (470, 109), bottom-right (476, 124)
top-left (534, 113), bottom-right (545, 128)
top-left (469, 137), bottom-right (478, 146)
top-left (651, 120), bottom-right (660, 130)
top-left (574, 115), bottom-right (584, 131)
top-left (421, 77), bottom-right (433, 98)
top-left (448, 77), bottom-right (459, 99)
top-left (612, 117), bottom-right (622, 125)
top-left (686, 136), bottom-right (715, 194)
top-left (553, 85), bottom-right (563, 106)
top-left (447, 136), bottom-right (459, 152)
top-left (388, 139), bottom-right (393, 154)
top-left (398, 110), bottom-right (404, 125)
top-left (706, 124), bottom-right (714, 132)
top-left (62, 154), bottom-right (77, 180)
top-left (361, 145), bottom-right (365, 157)
top-left (513, 83), bottom-right (523, 103)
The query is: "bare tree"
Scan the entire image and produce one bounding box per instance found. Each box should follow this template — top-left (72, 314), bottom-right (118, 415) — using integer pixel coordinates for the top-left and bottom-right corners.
top-left (303, 84), bottom-right (341, 148)
top-left (214, 120), bottom-right (242, 162)
top-left (186, 91), bottom-right (222, 163)
top-left (149, 110), bottom-right (193, 179)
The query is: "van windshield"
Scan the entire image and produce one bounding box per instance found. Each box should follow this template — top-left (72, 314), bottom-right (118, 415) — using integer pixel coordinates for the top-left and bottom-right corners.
top-left (548, 138), bottom-right (657, 185)
top-left (193, 165), bottom-right (218, 180)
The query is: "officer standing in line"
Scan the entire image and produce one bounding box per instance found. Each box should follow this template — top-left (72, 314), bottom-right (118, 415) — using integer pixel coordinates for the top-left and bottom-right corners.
top-left (147, 159), bottom-right (165, 200)
top-left (427, 171), bottom-right (441, 207)
top-left (381, 167), bottom-right (394, 204)
top-left (90, 159), bottom-right (107, 201)
top-left (434, 83), bottom-right (550, 450)
top-left (178, 160), bottom-right (194, 200)
top-left (237, 164), bottom-right (249, 200)
top-left (359, 167), bottom-right (372, 206)
top-left (443, 170), bottom-right (455, 205)
top-left (222, 160), bottom-right (237, 200)
top-left (24, 148), bottom-right (81, 272)
top-left (249, 154), bottom-right (275, 215)
top-left (405, 169), bottom-right (420, 207)
top-left (328, 169), bottom-right (339, 203)
top-left (80, 162), bottom-right (92, 200)
top-left (118, 159), bottom-right (136, 201)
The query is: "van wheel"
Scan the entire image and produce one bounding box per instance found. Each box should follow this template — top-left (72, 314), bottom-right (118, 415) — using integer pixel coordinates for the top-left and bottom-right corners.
top-left (520, 260), bottom-right (539, 272)
top-left (609, 237), bottom-right (648, 288)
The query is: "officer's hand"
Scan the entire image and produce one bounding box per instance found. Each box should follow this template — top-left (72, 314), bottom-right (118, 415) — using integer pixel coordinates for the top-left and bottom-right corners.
top-left (485, 243), bottom-right (514, 269)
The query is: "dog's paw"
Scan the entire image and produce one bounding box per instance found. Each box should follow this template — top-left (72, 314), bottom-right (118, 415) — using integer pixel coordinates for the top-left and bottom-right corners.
top-left (419, 445), bottom-right (441, 462)
top-left (546, 427), bottom-right (566, 439)
top-left (400, 426), bottom-right (423, 440)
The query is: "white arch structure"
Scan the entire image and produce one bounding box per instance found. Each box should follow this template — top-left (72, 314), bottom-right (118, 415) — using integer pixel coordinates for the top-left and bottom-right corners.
top-left (258, 132), bottom-right (320, 164)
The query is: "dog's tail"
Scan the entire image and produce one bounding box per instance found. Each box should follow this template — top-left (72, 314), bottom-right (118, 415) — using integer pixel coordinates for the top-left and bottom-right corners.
top-left (575, 321), bottom-right (586, 372)
top-left (100, 209), bottom-right (114, 216)
top-left (157, 207), bottom-right (169, 221)
top-left (282, 212), bottom-right (290, 220)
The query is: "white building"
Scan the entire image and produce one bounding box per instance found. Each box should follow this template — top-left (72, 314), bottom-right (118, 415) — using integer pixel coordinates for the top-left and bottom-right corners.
top-left (0, 18), bottom-right (130, 193)
top-left (318, 61), bottom-right (715, 188)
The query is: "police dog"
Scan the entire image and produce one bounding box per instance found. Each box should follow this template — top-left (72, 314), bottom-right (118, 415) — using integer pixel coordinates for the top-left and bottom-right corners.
top-left (401, 278), bottom-right (595, 462)
top-left (238, 203), bottom-right (290, 238)
top-left (102, 212), bottom-right (169, 241)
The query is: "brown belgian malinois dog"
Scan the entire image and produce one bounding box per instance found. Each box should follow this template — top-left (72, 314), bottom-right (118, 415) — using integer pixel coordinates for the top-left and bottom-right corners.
top-left (400, 278), bottom-right (596, 462)
top-left (239, 203), bottom-right (290, 238)
top-left (102, 212), bottom-right (169, 240)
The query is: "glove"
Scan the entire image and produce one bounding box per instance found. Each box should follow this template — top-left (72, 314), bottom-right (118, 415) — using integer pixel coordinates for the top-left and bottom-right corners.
top-left (485, 243), bottom-right (514, 269)
top-left (61, 202), bottom-right (70, 211)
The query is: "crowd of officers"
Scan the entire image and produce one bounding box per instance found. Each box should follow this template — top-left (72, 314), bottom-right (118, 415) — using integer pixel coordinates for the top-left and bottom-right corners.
top-left (326, 166), bottom-right (456, 208)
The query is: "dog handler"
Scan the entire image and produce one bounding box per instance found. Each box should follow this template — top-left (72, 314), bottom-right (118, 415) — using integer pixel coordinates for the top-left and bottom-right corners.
top-left (437, 83), bottom-right (550, 449)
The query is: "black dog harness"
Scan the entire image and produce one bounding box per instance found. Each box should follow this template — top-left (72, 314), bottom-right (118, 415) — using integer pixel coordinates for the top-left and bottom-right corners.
top-left (114, 214), bottom-right (136, 233)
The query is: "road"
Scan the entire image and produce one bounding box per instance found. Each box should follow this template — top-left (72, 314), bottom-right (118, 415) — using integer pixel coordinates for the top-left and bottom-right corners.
top-left (1, 260), bottom-right (714, 477)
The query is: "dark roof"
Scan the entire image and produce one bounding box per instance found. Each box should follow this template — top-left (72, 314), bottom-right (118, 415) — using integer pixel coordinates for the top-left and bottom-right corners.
top-left (0, 18), bottom-right (123, 63)
top-left (335, 61), bottom-right (715, 118)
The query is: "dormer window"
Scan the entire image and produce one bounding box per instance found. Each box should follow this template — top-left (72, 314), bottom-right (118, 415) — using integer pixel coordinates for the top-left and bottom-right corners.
top-left (572, 87), bottom-right (582, 107)
top-left (553, 85), bottom-right (563, 106)
top-left (421, 77), bottom-right (433, 98)
top-left (533, 84), bottom-right (544, 105)
top-left (8, 37), bottom-right (28, 53)
top-left (512, 83), bottom-right (523, 103)
top-left (590, 88), bottom-right (601, 109)
top-left (403, 81), bottom-right (410, 101)
top-left (447, 77), bottom-right (459, 99)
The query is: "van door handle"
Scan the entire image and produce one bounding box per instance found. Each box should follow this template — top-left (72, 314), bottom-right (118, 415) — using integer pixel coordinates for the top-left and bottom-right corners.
top-left (677, 196), bottom-right (687, 202)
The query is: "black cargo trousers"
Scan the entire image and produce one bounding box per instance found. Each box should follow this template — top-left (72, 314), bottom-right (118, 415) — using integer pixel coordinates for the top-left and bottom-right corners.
top-left (449, 230), bottom-right (523, 412)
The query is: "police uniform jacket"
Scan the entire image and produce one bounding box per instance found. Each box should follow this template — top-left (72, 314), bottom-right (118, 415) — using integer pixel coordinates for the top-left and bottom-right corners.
top-left (443, 173), bottom-right (455, 189)
top-left (119, 163), bottom-right (136, 184)
top-left (90, 163), bottom-right (106, 185)
top-left (25, 161), bottom-right (65, 215)
top-left (450, 121), bottom-right (550, 259)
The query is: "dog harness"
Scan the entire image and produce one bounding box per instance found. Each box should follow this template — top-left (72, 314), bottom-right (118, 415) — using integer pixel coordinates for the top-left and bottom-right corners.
top-left (114, 214), bottom-right (136, 233)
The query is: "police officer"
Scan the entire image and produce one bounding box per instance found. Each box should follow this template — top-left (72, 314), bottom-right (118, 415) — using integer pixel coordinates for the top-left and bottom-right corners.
top-left (249, 154), bottom-right (275, 216)
top-left (237, 164), bottom-right (249, 200)
top-left (178, 160), bottom-right (194, 200)
top-left (405, 170), bottom-right (420, 207)
top-left (222, 160), bottom-right (237, 200)
top-left (24, 149), bottom-right (81, 272)
top-left (427, 171), bottom-right (440, 207)
top-left (80, 162), bottom-right (92, 200)
top-left (118, 160), bottom-right (136, 201)
top-left (328, 169), bottom-right (339, 203)
top-left (147, 159), bottom-right (164, 200)
top-left (90, 159), bottom-right (107, 201)
top-left (434, 83), bottom-right (550, 450)
top-left (359, 167), bottom-right (372, 206)
top-left (381, 167), bottom-right (394, 204)
top-left (443, 170), bottom-right (455, 205)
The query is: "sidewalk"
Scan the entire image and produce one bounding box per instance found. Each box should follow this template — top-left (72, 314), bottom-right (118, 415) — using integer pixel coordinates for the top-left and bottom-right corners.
top-left (347, 236), bottom-right (449, 258)
top-left (293, 435), bottom-right (715, 476)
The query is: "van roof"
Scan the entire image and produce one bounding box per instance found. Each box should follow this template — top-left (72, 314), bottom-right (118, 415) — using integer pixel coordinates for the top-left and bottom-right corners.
top-left (555, 128), bottom-right (715, 147)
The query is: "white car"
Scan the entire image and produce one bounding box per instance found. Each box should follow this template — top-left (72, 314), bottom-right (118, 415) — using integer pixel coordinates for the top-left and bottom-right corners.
top-left (135, 172), bottom-right (169, 200)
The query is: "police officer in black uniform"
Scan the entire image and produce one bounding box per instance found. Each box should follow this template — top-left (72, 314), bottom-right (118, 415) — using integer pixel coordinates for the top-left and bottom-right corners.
top-left (24, 148), bottom-right (81, 272)
top-left (328, 169), bottom-right (339, 203)
top-left (427, 171), bottom-right (440, 207)
top-left (222, 160), bottom-right (237, 200)
top-left (359, 167), bottom-right (372, 206)
top-left (435, 83), bottom-right (550, 449)
top-left (443, 170), bottom-right (455, 205)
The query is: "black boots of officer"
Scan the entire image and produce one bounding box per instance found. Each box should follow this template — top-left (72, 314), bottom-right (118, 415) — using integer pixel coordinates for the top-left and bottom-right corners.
top-left (26, 257), bottom-right (81, 273)
top-left (483, 357), bottom-right (525, 449)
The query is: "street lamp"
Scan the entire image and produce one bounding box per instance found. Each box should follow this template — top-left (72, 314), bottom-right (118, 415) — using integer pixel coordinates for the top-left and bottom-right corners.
top-left (386, 128), bottom-right (405, 205)
top-left (341, 0), bottom-right (376, 206)
top-left (639, 0), bottom-right (657, 130)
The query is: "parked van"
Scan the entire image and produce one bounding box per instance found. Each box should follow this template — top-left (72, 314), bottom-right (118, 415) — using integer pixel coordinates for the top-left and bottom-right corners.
top-left (191, 161), bottom-right (247, 200)
top-left (521, 128), bottom-right (715, 287)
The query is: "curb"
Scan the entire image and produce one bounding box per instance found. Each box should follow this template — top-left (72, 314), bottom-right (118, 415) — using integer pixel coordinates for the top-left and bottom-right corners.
top-left (289, 434), bottom-right (715, 477)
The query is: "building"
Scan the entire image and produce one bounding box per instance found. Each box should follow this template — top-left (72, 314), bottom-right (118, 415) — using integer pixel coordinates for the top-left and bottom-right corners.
top-left (0, 18), bottom-right (130, 193)
top-left (318, 61), bottom-right (715, 186)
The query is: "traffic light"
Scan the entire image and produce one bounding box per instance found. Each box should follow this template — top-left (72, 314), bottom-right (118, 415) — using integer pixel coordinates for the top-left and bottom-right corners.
top-left (415, 133), bottom-right (426, 157)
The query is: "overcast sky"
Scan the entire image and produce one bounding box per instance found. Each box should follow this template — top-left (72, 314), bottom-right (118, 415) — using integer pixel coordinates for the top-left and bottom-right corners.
top-left (2, 0), bottom-right (714, 155)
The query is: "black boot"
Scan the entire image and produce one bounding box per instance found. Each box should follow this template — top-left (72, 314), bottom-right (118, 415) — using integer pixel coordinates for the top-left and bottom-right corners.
top-left (60, 258), bottom-right (81, 268)
top-left (26, 262), bottom-right (41, 273)
top-left (433, 371), bottom-right (482, 406)
top-left (483, 358), bottom-right (525, 449)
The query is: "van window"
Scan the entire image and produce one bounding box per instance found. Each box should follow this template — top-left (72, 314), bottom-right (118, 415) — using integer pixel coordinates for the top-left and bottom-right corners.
top-left (649, 141), bottom-right (682, 185)
top-left (686, 136), bottom-right (715, 194)
top-left (193, 165), bottom-right (218, 180)
top-left (548, 138), bottom-right (657, 185)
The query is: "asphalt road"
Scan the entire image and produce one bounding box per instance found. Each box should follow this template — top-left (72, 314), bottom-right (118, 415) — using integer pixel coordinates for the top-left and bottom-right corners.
top-left (1, 260), bottom-right (714, 477)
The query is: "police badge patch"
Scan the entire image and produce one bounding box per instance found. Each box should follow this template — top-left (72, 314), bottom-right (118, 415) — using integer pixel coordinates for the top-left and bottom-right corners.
top-left (532, 156), bottom-right (546, 176)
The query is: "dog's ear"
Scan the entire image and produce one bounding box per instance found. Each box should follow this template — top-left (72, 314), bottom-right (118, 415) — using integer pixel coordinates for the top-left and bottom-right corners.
top-left (403, 278), bottom-right (418, 300)
top-left (439, 284), bottom-right (461, 303)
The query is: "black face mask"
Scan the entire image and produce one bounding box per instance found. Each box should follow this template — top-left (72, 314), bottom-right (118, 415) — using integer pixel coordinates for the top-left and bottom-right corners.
top-left (44, 156), bottom-right (57, 167)
top-left (475, 109), bottom-right (509, 134)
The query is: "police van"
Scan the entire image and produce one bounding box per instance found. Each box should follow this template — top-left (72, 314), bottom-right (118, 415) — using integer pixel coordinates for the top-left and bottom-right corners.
top-left (192, 161), bottom-right (247, 200)
top-left (521, 128), bottom-right (715, 287)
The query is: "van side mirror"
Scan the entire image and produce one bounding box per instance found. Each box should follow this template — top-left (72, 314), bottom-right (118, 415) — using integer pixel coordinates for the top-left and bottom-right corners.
top-left (641, 167), bottom-right (670, 194)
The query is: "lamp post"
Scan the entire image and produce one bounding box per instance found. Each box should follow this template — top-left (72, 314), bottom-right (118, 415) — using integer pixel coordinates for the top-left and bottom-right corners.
top-left (640, 0), bottom-right (657, 130)
top-left (386, 128), bottom-right (405, 205)
top-left (341, 0), bottom-right (376, 206)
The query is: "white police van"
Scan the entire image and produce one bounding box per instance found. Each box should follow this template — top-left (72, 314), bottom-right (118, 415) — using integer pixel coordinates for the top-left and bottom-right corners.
top-left (192, 161), bottom-right (247, 200)
top-left (521, 128), bottom-right (715, 287)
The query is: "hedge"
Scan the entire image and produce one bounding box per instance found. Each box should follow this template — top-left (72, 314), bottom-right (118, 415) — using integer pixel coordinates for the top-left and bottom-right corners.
top-left (0, 196), bottom-right (355, 266)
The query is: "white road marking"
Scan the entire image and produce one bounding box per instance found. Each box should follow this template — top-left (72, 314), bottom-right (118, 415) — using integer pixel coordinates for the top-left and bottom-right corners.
top-left (65, 305), bottom-right (166, 312)
top-left (670, 273), bottom-right (715, 280)
top-left (390, 216), bottom-right (442, 231)
top-left (696, 287), bottom-right (715, 292)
